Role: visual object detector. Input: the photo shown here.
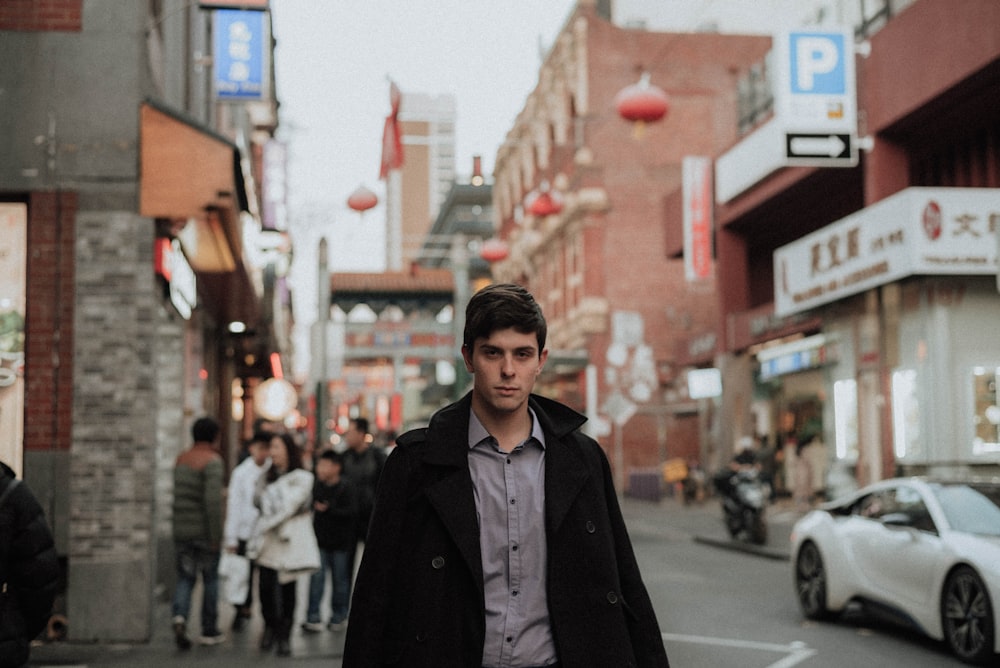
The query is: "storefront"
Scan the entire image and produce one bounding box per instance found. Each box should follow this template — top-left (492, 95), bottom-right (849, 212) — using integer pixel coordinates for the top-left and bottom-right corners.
top-left (774, 187), bottom-right (1000, 492)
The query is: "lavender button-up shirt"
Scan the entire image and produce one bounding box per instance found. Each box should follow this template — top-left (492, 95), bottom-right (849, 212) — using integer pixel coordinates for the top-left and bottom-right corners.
top-left (468, 409), bottom-right (558, 668)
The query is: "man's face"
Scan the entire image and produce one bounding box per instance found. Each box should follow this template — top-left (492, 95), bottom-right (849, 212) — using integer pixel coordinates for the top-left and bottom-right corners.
top-left (344, 423), bottom-right (365, 450)
top-left (463, 327), bottom-right (547, 419)
top-left (315, 457), bottom-right (339, 483)
top-left (249, 441), bottom-right (269, 466)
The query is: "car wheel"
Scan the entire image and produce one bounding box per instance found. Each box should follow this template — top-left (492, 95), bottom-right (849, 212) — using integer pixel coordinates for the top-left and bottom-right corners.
top-left (795, 541), bottom-right (830, 620)
top-left (941, 566), bottom-right (996, 665)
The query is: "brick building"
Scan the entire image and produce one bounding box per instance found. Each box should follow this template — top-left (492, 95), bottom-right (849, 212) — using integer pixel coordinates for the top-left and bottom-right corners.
top-left (491, 0), bottom-right (771, 490)
top-left (714, 0), bottom-right (1000, 497)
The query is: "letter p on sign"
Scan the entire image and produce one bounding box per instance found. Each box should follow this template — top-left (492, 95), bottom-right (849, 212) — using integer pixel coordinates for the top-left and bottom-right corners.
top-left (791, 33), bottom-right (846, 94)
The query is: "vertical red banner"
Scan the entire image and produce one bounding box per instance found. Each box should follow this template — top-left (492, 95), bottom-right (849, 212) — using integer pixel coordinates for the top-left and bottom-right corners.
top-left (683, 156), bottom-right (714, 282)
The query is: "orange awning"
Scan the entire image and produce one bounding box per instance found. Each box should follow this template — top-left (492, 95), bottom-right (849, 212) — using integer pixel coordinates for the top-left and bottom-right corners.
top-left (139, 99), bottom-right (248, 220)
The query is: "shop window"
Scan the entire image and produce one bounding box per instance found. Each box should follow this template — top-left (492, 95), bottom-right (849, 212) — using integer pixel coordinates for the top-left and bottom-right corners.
top-left (833, 379), bottom-right (859, 461)
top-left (891, 369), bottom-right (921, 459)
top-left (971, 367), bottom-right (1000, 455)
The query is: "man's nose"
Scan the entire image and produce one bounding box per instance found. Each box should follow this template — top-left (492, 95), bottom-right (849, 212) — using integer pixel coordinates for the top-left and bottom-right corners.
top-left (500, 355), bottom-right (515, 375)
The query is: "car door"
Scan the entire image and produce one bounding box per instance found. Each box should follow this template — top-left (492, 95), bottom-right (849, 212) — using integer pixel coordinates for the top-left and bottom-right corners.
top-left (848, 484), bottom-right (944, 611)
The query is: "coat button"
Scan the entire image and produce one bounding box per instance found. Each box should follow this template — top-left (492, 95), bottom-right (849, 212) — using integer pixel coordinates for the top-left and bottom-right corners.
top-left (431, 556), bottom-right (445, 569)
top-left (606, 591), bottom-right (619, 604)
top-left (585, 520), bottom-right (596, 533)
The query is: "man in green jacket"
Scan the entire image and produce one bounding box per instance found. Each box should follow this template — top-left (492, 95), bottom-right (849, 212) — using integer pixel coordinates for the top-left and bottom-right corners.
top-left (171, 416), bottom-right (225, 649)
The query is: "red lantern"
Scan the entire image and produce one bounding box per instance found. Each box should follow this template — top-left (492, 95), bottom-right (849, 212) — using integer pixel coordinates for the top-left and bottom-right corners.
top-left (615, 72), bottom-right (669, 137)
top-left (479, 238), bottom-right (509, 263)
top-left (347, 185), bottom-right (378, 213)
top-left (525, 188), bottom-right (563, 217)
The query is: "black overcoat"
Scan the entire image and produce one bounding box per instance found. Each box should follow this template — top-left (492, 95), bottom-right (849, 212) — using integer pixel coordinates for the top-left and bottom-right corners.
top-left (343, 393), bottom-right (670, 667)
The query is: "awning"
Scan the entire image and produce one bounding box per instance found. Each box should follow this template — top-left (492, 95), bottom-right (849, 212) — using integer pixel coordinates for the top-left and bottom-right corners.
top-left (140, 99), bottom-right (263, 344)
top-left (139, 99), bottom-right (249, 220)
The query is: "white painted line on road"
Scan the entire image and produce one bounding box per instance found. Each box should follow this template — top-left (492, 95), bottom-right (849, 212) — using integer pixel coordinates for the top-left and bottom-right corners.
top-left (662, 633), bottom-right (817, 667)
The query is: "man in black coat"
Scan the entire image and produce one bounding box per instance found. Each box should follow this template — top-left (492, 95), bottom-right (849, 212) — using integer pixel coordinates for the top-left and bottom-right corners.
top-left (344, 284), bottom-right (669, 667)
top-left (0, 461), bottom-right (60, 668)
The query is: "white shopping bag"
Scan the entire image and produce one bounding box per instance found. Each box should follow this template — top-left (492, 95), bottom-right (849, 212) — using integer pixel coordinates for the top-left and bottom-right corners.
top-left (218, 552), bottom-right (250, 605)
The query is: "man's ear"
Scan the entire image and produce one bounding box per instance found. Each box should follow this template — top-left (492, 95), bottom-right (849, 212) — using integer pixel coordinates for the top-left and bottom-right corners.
top-left (461, 344), bottom-right (474, 372)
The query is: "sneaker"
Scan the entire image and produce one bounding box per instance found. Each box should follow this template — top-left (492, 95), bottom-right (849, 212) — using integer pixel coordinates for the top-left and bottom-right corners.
top-left (199, 631), bottom-right (226, 646)
top-left (301, 621), bottom-right (325, 633)
top-left (172, 616), bottom-right (192, 650)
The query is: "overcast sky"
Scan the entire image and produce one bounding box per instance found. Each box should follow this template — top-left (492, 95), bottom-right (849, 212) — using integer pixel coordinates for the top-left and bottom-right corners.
top-left (269, 0), bottom-right (577, 379)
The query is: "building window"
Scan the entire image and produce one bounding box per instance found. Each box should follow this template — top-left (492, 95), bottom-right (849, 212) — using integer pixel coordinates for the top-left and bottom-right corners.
top-left (971, 367), bottom-right (1000, 456)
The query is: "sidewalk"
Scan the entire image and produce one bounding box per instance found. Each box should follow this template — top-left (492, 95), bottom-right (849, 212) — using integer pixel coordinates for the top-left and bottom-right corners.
top-left (30, 494), bottom-right (803, 666)
top-left (619, 491), bottom-right (803, 561)
top-left (30, 577), bottom-right (347, 667)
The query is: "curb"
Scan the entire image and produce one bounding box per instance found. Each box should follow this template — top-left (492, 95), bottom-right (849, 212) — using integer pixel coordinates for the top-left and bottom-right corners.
top-left (693, 534), bottom-right (790, 561)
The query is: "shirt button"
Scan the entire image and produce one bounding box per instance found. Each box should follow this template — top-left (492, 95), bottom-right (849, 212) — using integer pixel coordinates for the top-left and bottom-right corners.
top-left (431, 556), bottom-right (445, 569)
top-left (510, 498), bottom-right (516, 504)
top-left (506, 636), bottom-right (513, 643)
top-left (512, 590), bottom-right (519, 596)
top-left (607, 591), bottom-right (619, 604)
top-left (512, 545), bottom-right (518, 551)
top-left (586, 520), bottom-right (596, 533)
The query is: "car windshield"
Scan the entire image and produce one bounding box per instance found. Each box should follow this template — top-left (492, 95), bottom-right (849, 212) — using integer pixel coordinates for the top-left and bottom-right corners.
top-left (931, 484), bottom-right (1000, 536)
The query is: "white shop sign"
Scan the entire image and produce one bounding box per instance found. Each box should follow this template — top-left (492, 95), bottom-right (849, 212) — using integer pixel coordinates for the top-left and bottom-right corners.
top-left (774, 187), bottom-right (1000, 316)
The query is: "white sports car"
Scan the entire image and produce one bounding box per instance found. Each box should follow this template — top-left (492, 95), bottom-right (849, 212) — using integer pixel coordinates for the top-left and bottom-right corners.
top-left (791, 477), bottom-right (1000, 665)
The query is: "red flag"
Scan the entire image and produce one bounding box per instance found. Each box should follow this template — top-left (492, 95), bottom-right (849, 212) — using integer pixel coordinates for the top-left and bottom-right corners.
top-left (379, 81), bottom-right (403, 179)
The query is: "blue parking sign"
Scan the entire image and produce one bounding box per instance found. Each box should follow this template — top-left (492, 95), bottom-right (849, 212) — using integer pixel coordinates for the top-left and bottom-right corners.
top-left (789, 32), bottom-right (846, 95)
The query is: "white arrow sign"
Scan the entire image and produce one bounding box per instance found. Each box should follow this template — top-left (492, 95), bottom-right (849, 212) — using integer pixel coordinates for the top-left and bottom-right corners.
top-left (789, 134), bottom-right (846, 157)
top-left (784, 132), bottom-right (857, 166)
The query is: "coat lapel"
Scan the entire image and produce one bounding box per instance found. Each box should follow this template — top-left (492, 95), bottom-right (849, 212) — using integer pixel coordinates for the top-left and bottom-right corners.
top-left (420, 394), bottom-right (485, 586)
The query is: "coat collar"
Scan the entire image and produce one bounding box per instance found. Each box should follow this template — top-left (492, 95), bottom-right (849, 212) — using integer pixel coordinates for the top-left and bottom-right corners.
top-left (420, 392), bottom-right (592, 536)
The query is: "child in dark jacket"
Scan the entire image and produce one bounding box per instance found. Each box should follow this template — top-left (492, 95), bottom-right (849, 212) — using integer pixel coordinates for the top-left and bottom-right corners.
top-left (303, 450), bottom-right (359, 631)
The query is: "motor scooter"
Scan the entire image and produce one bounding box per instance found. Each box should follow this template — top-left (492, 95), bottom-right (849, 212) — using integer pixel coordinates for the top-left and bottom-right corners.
top-left (714, 467), bottom-right (769, 545)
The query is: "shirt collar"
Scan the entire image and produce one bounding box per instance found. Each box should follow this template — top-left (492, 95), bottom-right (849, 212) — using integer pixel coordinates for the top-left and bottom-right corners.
top-left (468, 407), bottom-right (546, 450)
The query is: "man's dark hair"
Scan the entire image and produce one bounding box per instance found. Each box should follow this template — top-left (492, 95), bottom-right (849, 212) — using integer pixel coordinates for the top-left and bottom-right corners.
top-left (317, 449), bottom-right (342, 466)
top-left (248, 430), bottom-right (275, 447)
top-left (463, 283), bottom-right (546, 353)
top-left (352, 417), bottom-right (370, 435)
top-left (192, 417), bottom-right (220, 443)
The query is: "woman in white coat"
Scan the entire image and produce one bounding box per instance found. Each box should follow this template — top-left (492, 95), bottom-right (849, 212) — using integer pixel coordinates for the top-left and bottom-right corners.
top-left (251, 433), bottom-right (319, 656)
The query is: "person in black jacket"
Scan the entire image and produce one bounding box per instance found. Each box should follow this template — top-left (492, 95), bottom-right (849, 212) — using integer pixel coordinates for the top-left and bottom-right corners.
top-left (343, 284), bottom-right (670, 667)
top-left (303, 450), bottom-right (358, 632)
top-left (0, 461), bottom-right (60, 668)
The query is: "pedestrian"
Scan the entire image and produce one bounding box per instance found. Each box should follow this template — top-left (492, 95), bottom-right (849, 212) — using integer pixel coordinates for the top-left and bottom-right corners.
top-left (171, 416), bottom-right (225, 649)
top-left (343, 283), bottom-right (671, 667)
top-left (250, 432), bottom-right (319, 657)
top-left (340, 416), bottom-right (386, 553)
top-left (222, 430), bottom-right (271, 631)
top-left (0, 461), bottom-right (60, 668)
top-left (302, 449), bottom-right (358, 633)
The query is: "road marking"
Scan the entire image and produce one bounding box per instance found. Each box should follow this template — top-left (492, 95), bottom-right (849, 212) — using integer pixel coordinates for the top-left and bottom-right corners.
top-left (663, 633), bottom-right (817, 667)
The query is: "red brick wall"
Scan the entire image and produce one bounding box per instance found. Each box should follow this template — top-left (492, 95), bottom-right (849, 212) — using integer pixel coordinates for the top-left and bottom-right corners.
top-left (24, 191), bottom-right (76, 452)
top-left (0, 0), bottom-right (82, 32)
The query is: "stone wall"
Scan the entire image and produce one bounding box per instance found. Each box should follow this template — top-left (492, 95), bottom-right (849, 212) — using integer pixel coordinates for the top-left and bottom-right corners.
top-left (68, 211), bottom-right (158, 641)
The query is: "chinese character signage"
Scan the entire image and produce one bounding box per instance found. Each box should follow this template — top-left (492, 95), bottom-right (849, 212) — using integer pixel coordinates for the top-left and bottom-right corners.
top-left (214, 9), bottom-right (265, 99)
top-left (683, 156), bottom-right (713, 282)
top-left (774, 188), bottom-right (1000, 316)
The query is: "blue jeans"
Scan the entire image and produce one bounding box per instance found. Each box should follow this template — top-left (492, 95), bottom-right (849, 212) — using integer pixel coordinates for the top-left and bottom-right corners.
top-left (171, 540), bottom-right (220, 635)
top-left (306, 548), bottom-right (351, 624)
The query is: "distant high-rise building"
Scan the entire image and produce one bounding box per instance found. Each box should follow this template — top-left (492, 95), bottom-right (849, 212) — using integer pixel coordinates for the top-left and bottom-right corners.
top-left (384, 92), bottom-right (456, 270)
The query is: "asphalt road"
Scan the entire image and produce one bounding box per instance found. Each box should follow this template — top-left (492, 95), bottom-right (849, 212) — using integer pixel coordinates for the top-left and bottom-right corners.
top-left (30, 493), bottom-right (985, 667)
